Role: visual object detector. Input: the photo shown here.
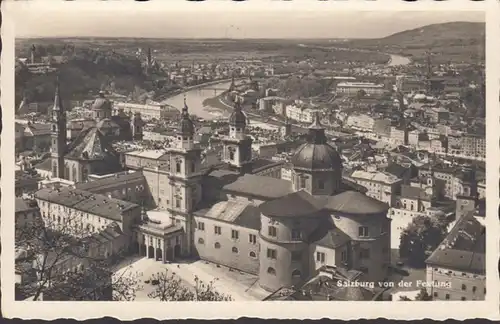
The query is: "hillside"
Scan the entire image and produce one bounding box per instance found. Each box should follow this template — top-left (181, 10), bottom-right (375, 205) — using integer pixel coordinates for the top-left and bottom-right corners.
top-left (15, 41), bottom-right (177, 109)
top-left (348, 22), bottom-right (485, 64)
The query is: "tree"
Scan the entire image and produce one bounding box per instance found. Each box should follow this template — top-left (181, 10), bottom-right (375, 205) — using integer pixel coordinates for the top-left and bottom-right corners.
top-left (147, 270), bottom-right (232, 301)
top-left (15, 208), bottom-right (142, 301)
top-left (414, 288), bottom-right (432, 301)
top-left (399, 215), bottom-right (448, 268)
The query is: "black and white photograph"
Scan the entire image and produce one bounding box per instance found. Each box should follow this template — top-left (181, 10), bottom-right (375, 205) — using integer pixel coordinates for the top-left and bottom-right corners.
top-left (1, 0), bottom-right (495, 320)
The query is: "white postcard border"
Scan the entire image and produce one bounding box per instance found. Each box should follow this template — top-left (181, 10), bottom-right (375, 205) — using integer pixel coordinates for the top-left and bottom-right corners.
top-left (1, 0), bottom-right (498, 320)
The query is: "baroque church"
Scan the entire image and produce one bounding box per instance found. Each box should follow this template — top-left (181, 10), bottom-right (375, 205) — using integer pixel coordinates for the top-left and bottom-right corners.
top-left (36, 79), bottom-right (145, 182)
top-left (34, 79), bottom-right (392, 294)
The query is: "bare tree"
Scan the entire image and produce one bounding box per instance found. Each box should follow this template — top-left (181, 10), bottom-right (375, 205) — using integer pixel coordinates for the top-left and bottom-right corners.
top-left (147, 270), bottom-right (232, 301)
top-left (15, 209), bottom-right (142, 301)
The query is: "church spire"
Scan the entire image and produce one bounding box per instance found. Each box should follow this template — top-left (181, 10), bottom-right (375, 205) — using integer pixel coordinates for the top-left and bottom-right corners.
top-left (53, 76), bottom-right (63, 112)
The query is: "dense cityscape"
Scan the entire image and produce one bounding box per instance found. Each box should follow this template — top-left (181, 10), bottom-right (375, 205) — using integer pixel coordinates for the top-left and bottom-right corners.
top-left (13, 20), bottom-right (486, 302)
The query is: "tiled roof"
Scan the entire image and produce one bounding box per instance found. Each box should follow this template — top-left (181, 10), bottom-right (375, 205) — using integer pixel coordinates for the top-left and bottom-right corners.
top-left (196, 200), bottom-right (260, 230)
top-left (426, 213), bottom-right (485, 274)
top-left (400, 185), bottom-right (431, 201)
top-left (323, 191), bottom-right (389, 215)
top-left (15, 198), bottom-right (38, 214)
top-left (350, 170), bottom-right (401, 184)
top-left (314, 227), bottom-right (352, 249)
top-left (259, 190), bottom-right (324, 218)
top-left (75, 171), bottom-right (146, 192)
top-left (34, 187), bottom-right (139, 221)
top-left (65, 127), bottom-right (118, 161)
top-left (223, 174), bottom-right (293, 199)
top-left (26, 123), bottom-right (52, 136)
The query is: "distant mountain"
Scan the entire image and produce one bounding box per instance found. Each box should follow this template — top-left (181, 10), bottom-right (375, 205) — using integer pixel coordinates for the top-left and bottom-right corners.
top-left (348, 22), bottom-right (485, 64)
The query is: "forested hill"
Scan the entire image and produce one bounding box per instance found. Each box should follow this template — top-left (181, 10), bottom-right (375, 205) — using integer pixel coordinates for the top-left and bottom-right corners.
top-left (348, 21), bottom-right (485, 63)
top-left (15, 42), bottom-right (155, 108)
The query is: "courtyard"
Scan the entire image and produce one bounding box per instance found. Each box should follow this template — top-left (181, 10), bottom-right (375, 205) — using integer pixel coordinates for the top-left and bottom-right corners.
top-left (113, 257), bottom-right (270, 301)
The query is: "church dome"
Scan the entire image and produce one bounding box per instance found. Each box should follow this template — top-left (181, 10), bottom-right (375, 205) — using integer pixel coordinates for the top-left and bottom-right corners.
top-left (229, 101), bottom-right (247, 127)
top-left (92, 91), bottom-right (112, 111)
top-left (291, 112), bottom-right (342, 171)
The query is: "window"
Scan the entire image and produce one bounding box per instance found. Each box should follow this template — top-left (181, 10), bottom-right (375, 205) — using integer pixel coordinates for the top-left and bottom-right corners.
top-left (197, 222), bottom-right (205, 231)
top-left (433, 292), bottom-right (438, 298)
top-left (300, 177), bottom-right (306, 189)
top-left (359, 248), bottom-right (370, 259)
top-left (461, 297), bottom-right (466, 301)
top-left (461, 284), bottom-right (466, 291)
top-left (249, 251), bottom-right (257, 258)
top-left (232, 247), bottom-right (238, 254)
top-left (231, 229), bottom-right (239, 240)
top-left (214, 226), bottom-right (222, 235)
top-left (268, 226), bottom-right (277, 237)
top-left (318, 179), bottom-right (325, 190)
top-left (267, 248), bottom-right (277, 259)
top-left (176, 161), bottom-right (181, 173)
top-left (358, 226), bottom-right (369, 237)
top-left (229, 150), bottom-right (235, 161)
top-left (249, 234), bottom-right (257, 244)
top-left (291, 229), bottom-right (302, 240)
top-left (316, 252), bottom-right (325, 263)
top-left (175, 199), bottom-right (181, 209)
top-left (267, 267), bottom-right (276, 275)
top-left (445, 294), bottom-right (450, 300)
top-left (191, 162), bottom-right (196, 173)
top-left (291, 269), bottom-right (301, 278)
top-left (341, 251), bottom-right (347, 262)
top-left (291, 251), bottom-right (301, 261)
top-left (214, 242), bottom-right (221, 249)
top-left (472, 286), bottom-right (477, 293)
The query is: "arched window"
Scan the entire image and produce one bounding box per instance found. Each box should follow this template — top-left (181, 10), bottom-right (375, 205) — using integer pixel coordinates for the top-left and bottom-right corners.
top-left (232, 247), bottom-right (238, 254)
top-left (214, 242), bottom-right (221, 249)
top-left (292, 269), bottom-right (301, 278)
top-left (198, 238), bottom-right (204, 244)
top-left (267, 267), bottom-right (276, 275)
top-left (249, 251), bottom-right (257, 258)
top-left (176, 161), bottom-right (182, 173)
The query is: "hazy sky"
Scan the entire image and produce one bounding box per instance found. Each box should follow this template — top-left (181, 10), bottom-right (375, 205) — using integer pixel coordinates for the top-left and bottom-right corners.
top-left (9, 2), bottom-right (485, 39)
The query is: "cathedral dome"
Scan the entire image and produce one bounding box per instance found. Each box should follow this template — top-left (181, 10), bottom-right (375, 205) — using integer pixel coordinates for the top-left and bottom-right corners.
top-left (92, 91), bottom-right (112, 111)
top-left (291, 112), bottom-right (342, 171)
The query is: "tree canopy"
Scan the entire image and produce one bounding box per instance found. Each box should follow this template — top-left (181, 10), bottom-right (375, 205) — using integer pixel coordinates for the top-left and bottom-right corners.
top-left (399, 215), bottom-right (448, 268)
top-left (147, 270), bottom-right (232, 301)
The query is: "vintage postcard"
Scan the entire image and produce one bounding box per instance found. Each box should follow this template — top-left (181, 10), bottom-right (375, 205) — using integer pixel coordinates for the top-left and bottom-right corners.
top-left (1, 0), bottom-right (498, 320)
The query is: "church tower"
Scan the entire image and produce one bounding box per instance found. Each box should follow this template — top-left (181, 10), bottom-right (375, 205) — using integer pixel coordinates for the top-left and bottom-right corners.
top-left (50, 77), bottom-right (67, 179)
top-left (130, 112), bottom-right (144, 141)
top-left (167, 96), bottom-right (203, 256)
top-left (222, 101), bottom-right (253, 174)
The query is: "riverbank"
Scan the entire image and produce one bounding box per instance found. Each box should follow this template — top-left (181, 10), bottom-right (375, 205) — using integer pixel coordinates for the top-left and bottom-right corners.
top-left (202, 94), bottom-right (233, 114)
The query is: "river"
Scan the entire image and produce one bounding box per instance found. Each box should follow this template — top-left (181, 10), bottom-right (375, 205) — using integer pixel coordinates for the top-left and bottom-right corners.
top-left (162, 52), bottom-right (411, 123)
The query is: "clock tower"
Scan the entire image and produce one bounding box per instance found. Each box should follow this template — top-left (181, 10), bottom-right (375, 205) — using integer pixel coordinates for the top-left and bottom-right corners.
top-left (221, 101), bottom-right (253, 174)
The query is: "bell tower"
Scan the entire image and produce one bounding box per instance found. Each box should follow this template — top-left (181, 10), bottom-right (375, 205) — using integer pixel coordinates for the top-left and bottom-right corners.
top-left (50, 77), bottom-right (67, 179)
top-left (167, 96), bottom-right (203, 256)
top-left (221, 101), bottom-right (253, 174)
